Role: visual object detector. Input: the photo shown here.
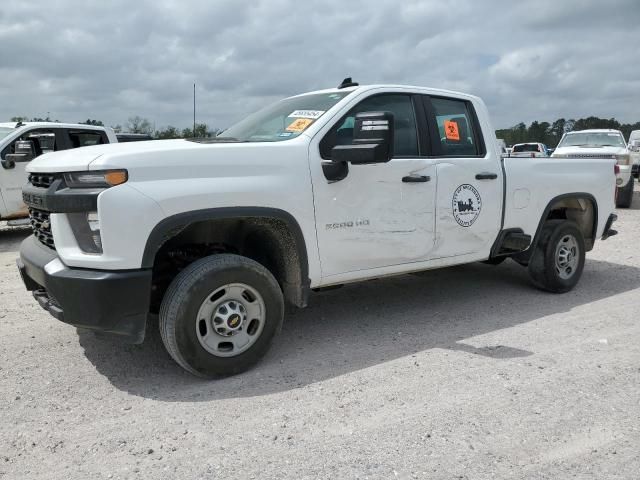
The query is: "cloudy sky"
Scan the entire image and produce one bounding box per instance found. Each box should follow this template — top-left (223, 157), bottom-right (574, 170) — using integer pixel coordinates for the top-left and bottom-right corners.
top-left (1, 0), bottom-right (638, 131)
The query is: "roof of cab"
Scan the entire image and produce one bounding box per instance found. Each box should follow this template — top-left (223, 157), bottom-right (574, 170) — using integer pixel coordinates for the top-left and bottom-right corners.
top-left (289, 84), bottom-right (480, 102)
top-left (567, 129), bottom-right (623, 134)
top-left (0, 122), bottom-right (111, 131)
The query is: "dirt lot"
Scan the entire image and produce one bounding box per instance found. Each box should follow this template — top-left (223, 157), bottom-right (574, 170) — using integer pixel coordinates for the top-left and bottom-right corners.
top-left (1, 189), bottom-right (639, 480)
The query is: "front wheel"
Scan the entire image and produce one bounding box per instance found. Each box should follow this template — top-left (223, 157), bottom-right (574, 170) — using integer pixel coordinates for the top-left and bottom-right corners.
top-left (159, 254), bottom-right (284, 378)
top-left (527, 220), bottom-right (585, 293)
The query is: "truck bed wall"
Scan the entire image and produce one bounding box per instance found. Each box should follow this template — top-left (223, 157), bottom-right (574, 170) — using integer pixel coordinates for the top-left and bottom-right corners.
top-left (502, 157), bottom-right (616, 239)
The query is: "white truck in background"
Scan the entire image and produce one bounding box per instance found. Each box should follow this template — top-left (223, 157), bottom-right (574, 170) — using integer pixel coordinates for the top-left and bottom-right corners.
top-left (629, 130), bottom-right (640, 179)
top-left (552, 129), bottom-right (633, 208)
top-left (510, 142), bottom-right (550, 158)
top-left (17, 81), bottom-right (619, 378)
top-left (0, 122), bottom-right (117, 221)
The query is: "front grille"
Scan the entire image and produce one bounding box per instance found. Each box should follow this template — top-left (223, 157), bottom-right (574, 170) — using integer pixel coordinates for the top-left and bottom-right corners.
top-left (567, 153), bottom-right (614, 159)
top-left (28, 173), bottom-right (58, 188)
top-left (29, 208), bottom-right (55, 249)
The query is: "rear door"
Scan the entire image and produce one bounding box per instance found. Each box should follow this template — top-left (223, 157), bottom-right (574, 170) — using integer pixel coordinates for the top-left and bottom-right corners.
top-left (423, 95), bottom-right (503, 259)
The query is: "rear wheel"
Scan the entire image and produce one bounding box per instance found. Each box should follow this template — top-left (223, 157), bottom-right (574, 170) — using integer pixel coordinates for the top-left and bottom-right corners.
top-left (527, 220), bottom-right (585, 293)
top-left (159, 254), bottom-right (284, 378)
top-left (616, 176), bottom-right (634, 208)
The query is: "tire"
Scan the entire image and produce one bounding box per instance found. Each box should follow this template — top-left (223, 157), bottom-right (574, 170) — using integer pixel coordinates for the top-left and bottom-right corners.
top-left (527, 220), bottom-right (585, 293)
top-left (159, 254), bottom-right (284, 378)
top-left (615, 176), bottom-right (634, 208)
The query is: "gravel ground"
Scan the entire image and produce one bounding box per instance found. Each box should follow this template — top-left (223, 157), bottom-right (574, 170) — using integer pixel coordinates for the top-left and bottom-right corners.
top-left (1, 188), bottom-right (639, 480)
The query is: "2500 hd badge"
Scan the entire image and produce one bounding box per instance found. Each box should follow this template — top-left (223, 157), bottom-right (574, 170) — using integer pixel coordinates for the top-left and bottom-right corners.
top-left (326, 219), bottom-right (370, 230)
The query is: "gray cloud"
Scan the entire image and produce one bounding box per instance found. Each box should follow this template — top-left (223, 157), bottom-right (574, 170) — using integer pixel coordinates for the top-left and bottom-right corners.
top-left (0, 0), bottom-right (639, 130)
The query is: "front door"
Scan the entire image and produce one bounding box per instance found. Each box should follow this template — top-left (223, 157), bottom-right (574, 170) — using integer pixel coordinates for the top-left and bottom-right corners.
top-left (309, 93), bottom-right (437, 277)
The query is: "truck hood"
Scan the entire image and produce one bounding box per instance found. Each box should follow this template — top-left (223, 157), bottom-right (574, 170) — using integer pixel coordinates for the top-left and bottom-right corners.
top-left (26, 138), bottom-right (310, 181)
top-left (27, 139), bottom-right (199, 173)
top-left (553, 145), bottom-right (627, 157)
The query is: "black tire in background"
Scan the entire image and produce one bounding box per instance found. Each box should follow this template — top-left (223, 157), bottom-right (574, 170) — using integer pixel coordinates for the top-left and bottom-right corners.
top-left (527, 220), bottom-right (585, 293)
top-left (615, 176), bottom-right (634, 208)
top-left (159, 254), bottom-right (284, 378)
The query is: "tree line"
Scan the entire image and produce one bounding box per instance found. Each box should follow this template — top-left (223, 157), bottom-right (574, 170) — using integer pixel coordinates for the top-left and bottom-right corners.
top-left (12, 113), bottom-right (640, 146)
top-left (496, 117), bottom-right (640, 148)
top-left (9, 115), bottom-right (219, 139)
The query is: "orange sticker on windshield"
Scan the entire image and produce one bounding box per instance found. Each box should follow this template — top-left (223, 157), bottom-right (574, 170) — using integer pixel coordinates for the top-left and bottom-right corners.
top-left (444, 120), bottom-right (460, 141)
top-left (286, 118), bottom-right (314, 132)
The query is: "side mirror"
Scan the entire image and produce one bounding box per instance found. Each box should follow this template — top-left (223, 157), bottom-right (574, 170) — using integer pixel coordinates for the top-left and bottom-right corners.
top-left (331, 112), bottom-right (394, 165)
top-left (1, 158), bottom-right (15, 169)
top-left (4, 140), bottom-right (36, 166)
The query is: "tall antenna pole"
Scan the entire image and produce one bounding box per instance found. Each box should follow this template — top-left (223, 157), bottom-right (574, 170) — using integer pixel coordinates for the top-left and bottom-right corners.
top-left (193, 83), bottom-right (196, 137)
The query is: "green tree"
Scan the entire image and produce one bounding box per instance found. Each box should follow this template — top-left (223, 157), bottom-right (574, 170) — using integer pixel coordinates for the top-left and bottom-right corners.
top-left (181, 123), bottom-right (213, 138)
top-left (80, 119), bottom-right (104, 126)
top-left (495, 116), bottom-right (640, 148)
top-left (154, 126), bottom-right (182, 139)
top-left (11, 115), bottom-right (59, 123)
top-left (126, 116), bottom-right (153, 134)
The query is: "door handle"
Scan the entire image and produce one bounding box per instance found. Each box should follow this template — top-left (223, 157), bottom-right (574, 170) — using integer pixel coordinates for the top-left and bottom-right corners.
top-left (402, 175), bottom-right (430, 183)
top-left (475, 172), bottom-right (498, 180)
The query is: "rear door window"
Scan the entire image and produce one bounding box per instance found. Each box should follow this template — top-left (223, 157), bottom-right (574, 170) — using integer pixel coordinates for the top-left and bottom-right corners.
top-left (67, 130), bottom-right (106, 148)
top-left (424, 96), bottom-right (484, 157)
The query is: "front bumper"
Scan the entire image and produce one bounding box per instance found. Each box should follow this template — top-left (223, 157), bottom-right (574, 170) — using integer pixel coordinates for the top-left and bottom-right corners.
top-left (17, 235), bottom-right (152, 343)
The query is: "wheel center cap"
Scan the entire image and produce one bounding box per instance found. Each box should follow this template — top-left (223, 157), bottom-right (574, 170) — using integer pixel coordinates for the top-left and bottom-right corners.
top-left (227, 314), bottom-right (242, 330)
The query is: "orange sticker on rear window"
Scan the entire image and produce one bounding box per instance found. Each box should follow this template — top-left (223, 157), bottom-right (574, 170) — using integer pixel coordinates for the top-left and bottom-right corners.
top-left (286, 118), bottom-right (314, 132)
top-left (444, 120), bottom-right (460, 141)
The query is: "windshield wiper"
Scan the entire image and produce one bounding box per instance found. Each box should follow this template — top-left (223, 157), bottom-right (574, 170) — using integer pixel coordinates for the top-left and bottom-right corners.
top-left (186, 137), bottom-right (242, 144)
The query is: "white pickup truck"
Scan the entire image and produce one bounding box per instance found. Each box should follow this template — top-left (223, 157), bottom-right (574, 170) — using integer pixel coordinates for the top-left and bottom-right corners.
top-left (510, 142), bottom-right (550, 158)
top-left (552, 129), bottom-right (633, 208)
top-left (0, 122), bottom-right (117, 221)
top-left (17, 81), bottom-right (618, 378)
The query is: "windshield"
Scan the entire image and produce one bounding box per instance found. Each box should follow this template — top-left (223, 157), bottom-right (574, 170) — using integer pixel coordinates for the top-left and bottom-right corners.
top-left (513, 144), bottom-right (541, 152)
top-left (0, 127), bottom-right (14, 141)
top-left (217, 91), bottom-right (351, 142)
top-left (558, 132), bottom-right (625, 148)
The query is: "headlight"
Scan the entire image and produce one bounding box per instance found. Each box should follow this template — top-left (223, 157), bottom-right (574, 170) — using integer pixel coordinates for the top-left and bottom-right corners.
top-left (68, 211), bottom-right (102, 253)
top-left (64, 170), bottom-right (128, 188)
top-left (614, 154), bottom-right (630, 165)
